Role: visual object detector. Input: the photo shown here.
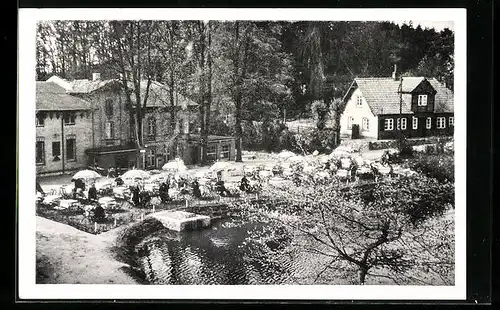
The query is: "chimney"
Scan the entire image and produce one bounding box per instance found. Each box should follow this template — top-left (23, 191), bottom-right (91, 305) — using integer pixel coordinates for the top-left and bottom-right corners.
top-left (92, 72), bottom-right (101, 81)
top-left (392, 64), bottom-right (397, 80)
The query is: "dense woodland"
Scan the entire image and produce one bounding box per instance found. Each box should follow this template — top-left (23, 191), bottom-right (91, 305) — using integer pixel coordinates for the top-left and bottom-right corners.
top-left (36, 21), bottom-right (454, 162)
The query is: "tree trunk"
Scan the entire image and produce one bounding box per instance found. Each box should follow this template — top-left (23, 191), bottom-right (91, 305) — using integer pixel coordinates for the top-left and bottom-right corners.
top-left (234, 22), bottom-right (244, 162)
top-left (359, 267), bottom-right (368, 285)
top-left (169, 70), bottom-right (177, 157)
top-left (235, 97), bottom-right (243, 162)
top-left (205, 21), bottom-right (213, 161)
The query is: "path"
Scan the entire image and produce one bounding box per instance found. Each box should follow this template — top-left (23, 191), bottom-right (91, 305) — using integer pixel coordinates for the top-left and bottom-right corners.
top-left (36, 216), bottom-right (137, 284)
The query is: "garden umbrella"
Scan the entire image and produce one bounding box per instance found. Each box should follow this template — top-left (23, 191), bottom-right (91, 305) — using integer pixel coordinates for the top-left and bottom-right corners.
top-left (162, 158), bottom-right (187, 172)
top-left (121, 169), bottom-right (151, 180)
top-left (277, 150), bottom-right (296, 161)
top-left (209, 161), bottom-right (236, 172)
top-left (286, 155), bottom-right (304, 163)
top-left (73, 169), bottom-right (101, 180)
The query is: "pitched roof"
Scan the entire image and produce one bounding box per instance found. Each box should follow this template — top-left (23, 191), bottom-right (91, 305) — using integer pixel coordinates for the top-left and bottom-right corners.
top-left (68, 79), bottom-right (121, 94)
top-left (352, 77), bottom-right (453, 115)
top-left (132, 80), bottom-right (199, 109)
top-left (47, 75), bottom-right (199, 108)
top-left (36, 82), bottom-right (91, 111)
top-left (428, 78), bottom-right (454, 113)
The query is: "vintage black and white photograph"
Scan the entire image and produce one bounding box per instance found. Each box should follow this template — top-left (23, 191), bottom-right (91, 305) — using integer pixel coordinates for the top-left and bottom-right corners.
top-left (18, 8), bottom-right (466, 300)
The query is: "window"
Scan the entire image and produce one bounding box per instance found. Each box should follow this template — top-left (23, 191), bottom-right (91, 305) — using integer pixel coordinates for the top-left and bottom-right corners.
top-left (401, 118), bottom-right (407, 130)
top-left (105, 121), bottom-right (115, 139)
top-left (417, 95), bottom-right (428, 106)
top-left (437, 117), bottom-right (446, 129)
top-left (52, 141), bottom-right (61, 161)
top-left (63, 113), bottom-right (76, 125)
top-left (104, 99), bottom-right (114, 118)
top-left (412, 117), bottom-right (418, 129)
top-left (356, 96), bottom-right (363, 107)
top-left (384, 118), bottom-right (394, 131)
top-left (146, 149), bottom-right (156, 168)
top-left (426, 117), bottom-right (432, 129)
top-left (147, 117), bottom-right (156, 136)
top-left (36, 141), bottom-right (45, 165)
top-left (207, 145), bottom-right (217, 160)
top-left (36, 114), bottom-right (45, 127)
top-left (66, 138), bottom-right (76, 161)
top-left (220, 145), bottom-right (230, 159)
top-left (347, 117), bottom-right (354, 130)
top-left (362, 117), bottom-right (369, 131)
top-left (449, 116), bottom-right (454, 126)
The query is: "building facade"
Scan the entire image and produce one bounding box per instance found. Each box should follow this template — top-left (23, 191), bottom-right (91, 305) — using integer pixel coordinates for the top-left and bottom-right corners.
top-left (340, 76), bottom-right (454, 140)
top-left (35, 81), bottom-right (93, 174)
top-left (37, 74), bottom-right (236, 174)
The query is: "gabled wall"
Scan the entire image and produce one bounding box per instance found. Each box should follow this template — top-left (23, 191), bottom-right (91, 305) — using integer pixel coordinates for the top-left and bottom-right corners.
top-left (36, 110), bottom-right (92, 174)
top-left (340, 88), bottom-right (378, 139)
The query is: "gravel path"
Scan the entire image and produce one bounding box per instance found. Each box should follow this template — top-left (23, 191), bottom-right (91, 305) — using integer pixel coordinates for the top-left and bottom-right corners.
top-left (36, 216), bottom-right (137, 284)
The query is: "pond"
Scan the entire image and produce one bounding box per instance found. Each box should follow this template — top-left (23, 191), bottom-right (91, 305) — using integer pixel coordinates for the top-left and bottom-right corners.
top-left (133, 217), bottom-right (314, 285)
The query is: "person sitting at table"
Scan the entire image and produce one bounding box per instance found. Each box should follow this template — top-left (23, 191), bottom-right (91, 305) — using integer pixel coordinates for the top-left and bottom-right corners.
top-left (107, 167), bottom-right (117, 178)
top-left (159, 181), bottom-right (170, 203)
top-left (74, 178), bottom-right (86, 191)
top-left (215, 179), bottom-right (231, 197)
top-left (239, 175), bottom-right (251, 193)
top-left (73, 188), bottom-right (86, 201)
top-left (88, 183), bottom-right (98, 202)
top-left (92, 203), bottom-right (106, 223)
top-left (132, 186), bottom-right (141, 207)
top-left (115, 177), bottom-right (124, 186)
top-left (191, 178), bottom-right (202, 199)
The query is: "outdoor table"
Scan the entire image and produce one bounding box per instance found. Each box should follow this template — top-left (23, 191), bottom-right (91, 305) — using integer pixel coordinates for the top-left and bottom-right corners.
top-left (58, 199), bottom-right (78, 209)
top-left (43, 195), bottom-right (60, 205)
top-left (99, 197), bottom-right (117, 209)
top-left (340, 158), bottom-right (352, 169)
top-left (144, 183), bottom-right (157, 192)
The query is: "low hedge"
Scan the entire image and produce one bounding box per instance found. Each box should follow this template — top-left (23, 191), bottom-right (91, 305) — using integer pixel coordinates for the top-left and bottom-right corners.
top-left (368, 136), bottom-right (453, 150)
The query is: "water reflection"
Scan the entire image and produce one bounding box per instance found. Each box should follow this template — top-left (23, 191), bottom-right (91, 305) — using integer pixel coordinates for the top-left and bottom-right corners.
top-left (136, 218), bottom-right (297, 285)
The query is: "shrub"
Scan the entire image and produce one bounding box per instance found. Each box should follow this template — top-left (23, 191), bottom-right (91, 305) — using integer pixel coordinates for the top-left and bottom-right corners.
top-left (114, 217), bottom-right (165, 261)
top-left (407, 154), bottom-right (454, 183)
top-left (311, 100), bottom-right (329, 130)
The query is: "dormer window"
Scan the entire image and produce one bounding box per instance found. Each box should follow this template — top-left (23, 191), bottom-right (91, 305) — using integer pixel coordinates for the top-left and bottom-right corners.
top-left (356, 96), bottom-right (363, 107)
top-left (417, 94), bottom-right (428, 106)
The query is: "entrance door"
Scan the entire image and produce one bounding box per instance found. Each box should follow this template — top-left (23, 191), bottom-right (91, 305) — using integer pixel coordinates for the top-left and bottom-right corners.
top-left (418, 117), bottom-right (426, 137)
top-left (191, 146), bottom-right (199, 165)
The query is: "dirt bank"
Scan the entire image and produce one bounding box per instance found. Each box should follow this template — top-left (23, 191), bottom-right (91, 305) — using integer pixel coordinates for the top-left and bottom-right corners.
top-left (36, 216), bottom-right (138, 284)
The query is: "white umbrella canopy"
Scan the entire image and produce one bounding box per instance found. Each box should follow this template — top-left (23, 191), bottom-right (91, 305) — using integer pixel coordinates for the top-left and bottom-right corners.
top-left (162, 158), bottom-right (187, 172)
top-left (286, 155), bottom-right (305, 163)
top-left (121, 169), bottom-right (151, 180)
top-left (209, 161), bottom-right (236, 172)
top-left (277, 150), bottom-right (296, 160)
top-left (73, 169), bottom-right (101, 180)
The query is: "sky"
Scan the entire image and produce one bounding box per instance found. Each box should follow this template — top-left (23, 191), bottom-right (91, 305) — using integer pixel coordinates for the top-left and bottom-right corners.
top-left (393, 20), bottom-right (454, 32)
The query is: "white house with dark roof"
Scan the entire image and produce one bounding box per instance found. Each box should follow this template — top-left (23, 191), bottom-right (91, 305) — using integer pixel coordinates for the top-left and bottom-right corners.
top-left (340, 75), bottom-right (454, 140)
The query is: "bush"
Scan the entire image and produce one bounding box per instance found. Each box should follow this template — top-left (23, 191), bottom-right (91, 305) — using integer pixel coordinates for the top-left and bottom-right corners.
top-left (407, 154), bottom-right (454, 183)
top-left (343, 174), bottom-right (454, 224)
top-left (311, 100), bottom-right (329, 130)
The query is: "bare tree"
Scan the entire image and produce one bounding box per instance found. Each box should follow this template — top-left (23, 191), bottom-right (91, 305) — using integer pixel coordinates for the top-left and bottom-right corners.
top-left (229, 175), bottom-right (454, 284)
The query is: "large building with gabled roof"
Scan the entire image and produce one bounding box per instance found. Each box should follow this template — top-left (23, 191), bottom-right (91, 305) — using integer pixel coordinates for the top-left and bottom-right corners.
top-left (339, 74), bottom-right (454, 140)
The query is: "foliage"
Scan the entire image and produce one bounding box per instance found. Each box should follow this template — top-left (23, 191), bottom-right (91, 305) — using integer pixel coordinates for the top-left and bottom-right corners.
top-left (227, 173), bottom-right (455, 285)
top-left (37, 20), bottom-right (454, 160)
top-left (407, 154), bottom-right (455, 183)
top-left (310, 100), bottom-right (329, 130)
